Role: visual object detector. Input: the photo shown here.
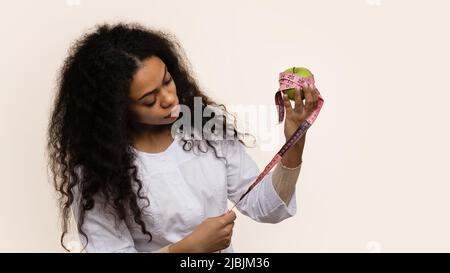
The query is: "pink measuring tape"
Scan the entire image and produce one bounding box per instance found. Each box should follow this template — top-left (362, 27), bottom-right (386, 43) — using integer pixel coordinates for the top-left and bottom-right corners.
top-left (228, 68), bottom-right (324, 212)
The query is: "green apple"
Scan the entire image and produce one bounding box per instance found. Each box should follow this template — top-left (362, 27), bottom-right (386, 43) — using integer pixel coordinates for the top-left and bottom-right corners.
top-left (283, 67), bottom-right (313, 101)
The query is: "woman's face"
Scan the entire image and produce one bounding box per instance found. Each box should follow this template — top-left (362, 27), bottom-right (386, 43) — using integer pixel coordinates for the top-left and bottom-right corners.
top-left (129, 56), bottom-right (180, 126)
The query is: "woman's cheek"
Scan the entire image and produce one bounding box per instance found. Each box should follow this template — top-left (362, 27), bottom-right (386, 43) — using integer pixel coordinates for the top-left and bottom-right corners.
top-left (140, 112), bottom-right (160, 124)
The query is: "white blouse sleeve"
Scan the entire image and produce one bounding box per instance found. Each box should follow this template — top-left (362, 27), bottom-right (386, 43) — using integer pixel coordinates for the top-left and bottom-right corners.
top-left (221, 140), bottom-right (297, 223)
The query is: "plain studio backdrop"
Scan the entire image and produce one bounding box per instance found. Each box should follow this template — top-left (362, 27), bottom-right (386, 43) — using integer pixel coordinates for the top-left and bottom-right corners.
top-left (1, 0), bottom-right (449, 252)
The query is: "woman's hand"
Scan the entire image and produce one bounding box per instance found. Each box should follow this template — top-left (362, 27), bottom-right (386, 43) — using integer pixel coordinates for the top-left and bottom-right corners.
top-left (169, 210), bottom-right (237, 253)
top-left (282, 83), bottom-right (319, 141)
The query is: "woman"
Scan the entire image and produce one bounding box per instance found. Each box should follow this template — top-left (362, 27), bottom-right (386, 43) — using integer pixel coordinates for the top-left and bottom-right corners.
top-left (47, 22), bottom-right (319, 253)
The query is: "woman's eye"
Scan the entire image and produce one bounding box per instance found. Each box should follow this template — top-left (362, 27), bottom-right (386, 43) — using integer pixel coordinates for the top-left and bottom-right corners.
top-left (144, 101), bottom-right (156, 107)
top-left (143, 77), bottom-right (172, 107)
top-left (164, 76), bottom-right (173, 85)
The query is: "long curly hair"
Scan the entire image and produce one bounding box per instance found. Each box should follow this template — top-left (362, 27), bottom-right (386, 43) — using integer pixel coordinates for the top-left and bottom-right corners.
top-left (46, 22), bottom-right (254, 252)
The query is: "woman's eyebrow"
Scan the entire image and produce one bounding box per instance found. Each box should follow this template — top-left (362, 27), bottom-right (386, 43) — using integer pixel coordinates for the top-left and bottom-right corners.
top-left (138, 65), bottom-right (167, 101)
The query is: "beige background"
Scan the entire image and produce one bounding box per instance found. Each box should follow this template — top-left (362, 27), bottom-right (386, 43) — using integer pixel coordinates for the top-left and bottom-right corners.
top-left (1, 0), bottom-right (449, 252)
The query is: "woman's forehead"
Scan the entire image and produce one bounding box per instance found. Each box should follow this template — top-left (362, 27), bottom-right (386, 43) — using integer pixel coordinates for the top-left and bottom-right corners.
top-left (130, 56), bottom-right (166, 99)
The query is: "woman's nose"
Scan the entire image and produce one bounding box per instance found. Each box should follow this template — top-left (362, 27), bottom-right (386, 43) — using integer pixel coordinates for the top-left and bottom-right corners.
top-left (159, 88), bottom-right (176, 108)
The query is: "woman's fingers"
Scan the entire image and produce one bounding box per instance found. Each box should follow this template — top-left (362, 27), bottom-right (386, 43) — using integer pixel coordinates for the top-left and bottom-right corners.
top-left (294, 87), bottom-right (304, 113)
top-left (287, 83), bottom-right (319, 118)
top-left (304, 83), bottom-right (315, 113)
top-left (282, 92), bottom-right (293, 115)
top-left (223, 210), bottom-right (236, 224)
top-left (311, 86), bottom-right (319, 109)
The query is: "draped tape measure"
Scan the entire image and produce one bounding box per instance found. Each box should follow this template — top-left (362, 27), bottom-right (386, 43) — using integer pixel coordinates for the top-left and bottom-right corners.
top-left (228, 67), bottom-right (324, 211)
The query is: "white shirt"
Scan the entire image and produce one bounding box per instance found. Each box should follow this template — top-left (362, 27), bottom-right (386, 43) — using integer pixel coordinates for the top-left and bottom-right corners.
top-left (72, 134), bottom-right (297, 253)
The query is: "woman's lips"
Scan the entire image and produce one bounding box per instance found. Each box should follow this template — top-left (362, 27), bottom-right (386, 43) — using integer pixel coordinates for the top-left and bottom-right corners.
top-left (165, 104), bottom-right (180, 118)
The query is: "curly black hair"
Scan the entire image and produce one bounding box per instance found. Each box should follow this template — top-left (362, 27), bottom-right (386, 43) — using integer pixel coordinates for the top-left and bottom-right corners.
top-left (46, 22), bottom-right (254, 252)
